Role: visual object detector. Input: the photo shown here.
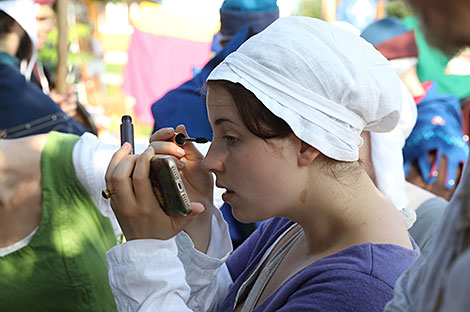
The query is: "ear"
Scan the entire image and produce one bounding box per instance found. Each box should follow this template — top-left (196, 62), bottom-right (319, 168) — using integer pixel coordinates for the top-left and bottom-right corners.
top-left (298, 141), bottom-right (320, 167)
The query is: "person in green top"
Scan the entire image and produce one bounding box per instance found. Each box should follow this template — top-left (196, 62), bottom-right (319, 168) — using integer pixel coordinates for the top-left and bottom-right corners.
top-left (0, 131), bottom-right (120, 311)
top-left (402, 16), bottom-right (470, 101)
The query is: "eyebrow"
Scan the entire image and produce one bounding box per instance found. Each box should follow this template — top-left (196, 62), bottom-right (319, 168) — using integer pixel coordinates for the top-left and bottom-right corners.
top-left (214, 118), bottom-right (237, 126)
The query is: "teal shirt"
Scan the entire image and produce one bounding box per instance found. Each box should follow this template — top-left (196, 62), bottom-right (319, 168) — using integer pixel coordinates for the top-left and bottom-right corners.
top-left (0, 132), bottom-right (118, 311)
top-left (0, 51), bottom-right (19, 67)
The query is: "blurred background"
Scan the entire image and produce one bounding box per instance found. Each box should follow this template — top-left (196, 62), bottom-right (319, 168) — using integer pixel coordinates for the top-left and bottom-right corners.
top-left (45, 0), bottom-right (415, 145)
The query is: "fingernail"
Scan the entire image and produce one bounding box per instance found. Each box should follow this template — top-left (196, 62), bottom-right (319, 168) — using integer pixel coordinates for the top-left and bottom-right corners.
top-left (166, 128), bottom-right (173, 135)
top-left (176, 159), bottom-right (186, 169)
top-left (176, 147), bottom-right (186, 156)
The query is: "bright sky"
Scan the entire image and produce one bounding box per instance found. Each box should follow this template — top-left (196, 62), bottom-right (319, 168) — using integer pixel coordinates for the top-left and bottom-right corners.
top-left (161, 0), bottom-right (300, 19)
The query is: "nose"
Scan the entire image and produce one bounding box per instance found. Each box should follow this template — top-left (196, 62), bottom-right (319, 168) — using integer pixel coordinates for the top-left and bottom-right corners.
top-left (202, 142), bottom-right (225, 173)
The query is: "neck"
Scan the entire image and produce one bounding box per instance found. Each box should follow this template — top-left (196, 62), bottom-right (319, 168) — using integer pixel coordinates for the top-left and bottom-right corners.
top-left (287, 170), bottom-right (410, 256)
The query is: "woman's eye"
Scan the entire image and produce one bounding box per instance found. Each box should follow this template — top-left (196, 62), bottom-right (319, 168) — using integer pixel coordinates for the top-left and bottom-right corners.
top-left (222, 135), bottom-right (239, 144)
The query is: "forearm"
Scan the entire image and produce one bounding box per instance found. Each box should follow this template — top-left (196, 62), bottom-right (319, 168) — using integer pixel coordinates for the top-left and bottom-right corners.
top-left (106, 209), bottom-right (233, 312)
top-left (176, 208), bottom-right (233, 311)
top-left (183, 201), bottom-right (214, 253)
top-left (107, 238), bottom-right (193, 312)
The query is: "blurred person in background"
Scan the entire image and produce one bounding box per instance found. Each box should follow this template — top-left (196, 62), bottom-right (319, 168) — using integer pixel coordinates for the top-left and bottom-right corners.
top-left (361, 17), bottom-right (469, 202)
top-left (0, 131), bottom-right (121, 311)
top-left (361, 17), bottom-right (453, 249)
top-left (0, 0), bottom-right (87, 138)
top-left (385, 0), bottom-right (470, 310)
top-left (321, 0), bottom-right (387, 33)
top-left (32, 0), bottom-right (98, 134)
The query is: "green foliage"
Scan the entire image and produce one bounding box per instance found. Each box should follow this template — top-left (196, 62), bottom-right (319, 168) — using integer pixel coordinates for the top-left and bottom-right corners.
top-left (386, 0), bottom-right (413, 19)
top-left (293, 0), bottom-right (322, 19)
top-left (105, 63), bottom-right (123, 75)
top-left (39, 23), bottom-right (92, 66)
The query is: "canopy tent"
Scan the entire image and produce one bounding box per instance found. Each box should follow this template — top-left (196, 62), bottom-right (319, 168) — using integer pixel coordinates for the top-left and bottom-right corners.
top-left (123, 1), bottom-right (219, 125)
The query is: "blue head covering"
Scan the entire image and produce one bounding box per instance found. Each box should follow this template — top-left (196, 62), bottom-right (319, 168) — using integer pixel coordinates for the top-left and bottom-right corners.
top-left (219, 0), bottom-right (279, 38)
top-left (403, 81), bottom-right (469, 189)
top-left (361, 17), bottom-right (409, 46)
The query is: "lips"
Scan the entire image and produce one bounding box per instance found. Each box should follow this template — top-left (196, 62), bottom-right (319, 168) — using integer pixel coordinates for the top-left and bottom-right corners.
top-left (216, 181), bottom-right (235, 201)
top-left (222, 190), bottom-right (235, 202)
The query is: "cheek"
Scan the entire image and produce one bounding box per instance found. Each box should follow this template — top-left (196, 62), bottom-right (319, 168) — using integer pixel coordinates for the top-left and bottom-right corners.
top-left (228, 149), bottom-right (297, 202)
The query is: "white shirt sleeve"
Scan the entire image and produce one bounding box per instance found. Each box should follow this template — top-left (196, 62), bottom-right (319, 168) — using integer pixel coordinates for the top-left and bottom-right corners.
top-left (72, 133), bottom-right (122, 237)
top-left (106, 208), bottom-right (233, 312)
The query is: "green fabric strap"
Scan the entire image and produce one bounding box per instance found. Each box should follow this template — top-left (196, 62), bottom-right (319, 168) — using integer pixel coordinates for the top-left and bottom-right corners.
top-left (0, 132), bottom-right (117, 311)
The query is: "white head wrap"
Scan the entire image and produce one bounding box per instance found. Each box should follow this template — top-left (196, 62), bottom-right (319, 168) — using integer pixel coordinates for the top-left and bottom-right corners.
top-left (371, 82), bottom-right (417, 228)
top-left (0, 0), bottom-right (38, 80)
top-left (208, 16), bottom-right (402, 161)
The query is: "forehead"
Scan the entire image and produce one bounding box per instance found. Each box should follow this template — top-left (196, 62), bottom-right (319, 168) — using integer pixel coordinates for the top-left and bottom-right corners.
top-left (37, 4), bottom-right (54, 18)
top-left (206, 84), bottom-right (239, 120)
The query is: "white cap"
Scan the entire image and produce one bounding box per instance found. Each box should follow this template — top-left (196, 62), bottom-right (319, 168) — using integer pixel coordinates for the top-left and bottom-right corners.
top-left (209, 16), bottom-right (402, 162)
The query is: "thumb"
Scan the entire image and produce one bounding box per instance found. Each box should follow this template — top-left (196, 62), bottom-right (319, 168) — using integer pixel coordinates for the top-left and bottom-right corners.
top-left (171, 202), bottom-right (205, 229)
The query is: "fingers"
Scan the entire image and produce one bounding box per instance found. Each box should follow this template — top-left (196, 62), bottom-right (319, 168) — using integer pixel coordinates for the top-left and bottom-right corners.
top-left (149, 126), bottom-right (204, 161)
top-left (111, 155), bottom-right (137, 206)
top-left (132, 146), bottom-right (164, 215)
top-left (149, 127), bottom-right (175, 143)
top-left (417, 153), bottom-right (434, 184)
top-left (149, 140), bottom-right (186, 158)
top-left (105, 143), bottom-right (133, 193)
top-left (175, 124), bottom-right (204, 160)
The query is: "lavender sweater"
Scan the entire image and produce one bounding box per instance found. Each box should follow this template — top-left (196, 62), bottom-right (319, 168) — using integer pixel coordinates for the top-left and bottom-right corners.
top-left (220, 217), bottom-right (419, 312)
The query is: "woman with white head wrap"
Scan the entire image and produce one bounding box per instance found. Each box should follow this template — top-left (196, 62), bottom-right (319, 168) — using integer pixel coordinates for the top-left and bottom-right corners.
top-left (105, 16), bottom-right (419, 312)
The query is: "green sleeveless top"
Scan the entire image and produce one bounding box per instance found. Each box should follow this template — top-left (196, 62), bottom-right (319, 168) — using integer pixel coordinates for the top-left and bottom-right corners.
top-left (0, 132), bottom-right (118, 311)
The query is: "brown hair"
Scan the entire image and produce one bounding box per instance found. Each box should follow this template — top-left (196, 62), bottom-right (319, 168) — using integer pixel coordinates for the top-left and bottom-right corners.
top-left (0, 11), bottom-right (32, 60)
top-left (206, 80), bottom-right (292, 139)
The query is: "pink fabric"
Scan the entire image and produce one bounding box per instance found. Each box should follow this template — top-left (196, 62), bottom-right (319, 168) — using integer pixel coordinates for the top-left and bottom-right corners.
top-left (123, 27), bottom-right (211, 125)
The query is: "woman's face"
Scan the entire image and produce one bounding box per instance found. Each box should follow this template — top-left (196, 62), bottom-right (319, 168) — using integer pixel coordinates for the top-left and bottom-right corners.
top-left (36, 4), bottom-right (54, 51)
top-left (203, 84), bottom-right (301, 223)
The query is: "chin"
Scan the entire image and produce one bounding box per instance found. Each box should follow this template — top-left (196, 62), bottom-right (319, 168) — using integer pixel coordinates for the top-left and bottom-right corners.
top-left (231, 205), bottom-right (266, 224)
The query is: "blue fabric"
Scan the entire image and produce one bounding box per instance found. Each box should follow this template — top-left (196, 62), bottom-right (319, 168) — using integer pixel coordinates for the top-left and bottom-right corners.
top-left (361, 17), bottom-right (409, 46)
top-left (0, 63), bottom-right (87, 139)
top-left (219, 7), bottom-right (278, 37)
top-left (222, 217), bottom-right (419, 312)
top-left (219, 0), bottom-right (278, 37)
top-left (151, 27), bottom-right (250, 139)
top-left (403, 81), bottom-right (469, 189)
top-left (210, 33), bottom-right (223, 54)
top-left (220, 0), bottom-right (278, 13)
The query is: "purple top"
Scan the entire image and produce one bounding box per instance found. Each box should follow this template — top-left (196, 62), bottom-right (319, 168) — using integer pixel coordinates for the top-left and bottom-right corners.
top-left (220, 217), bottom-right (419, 312)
